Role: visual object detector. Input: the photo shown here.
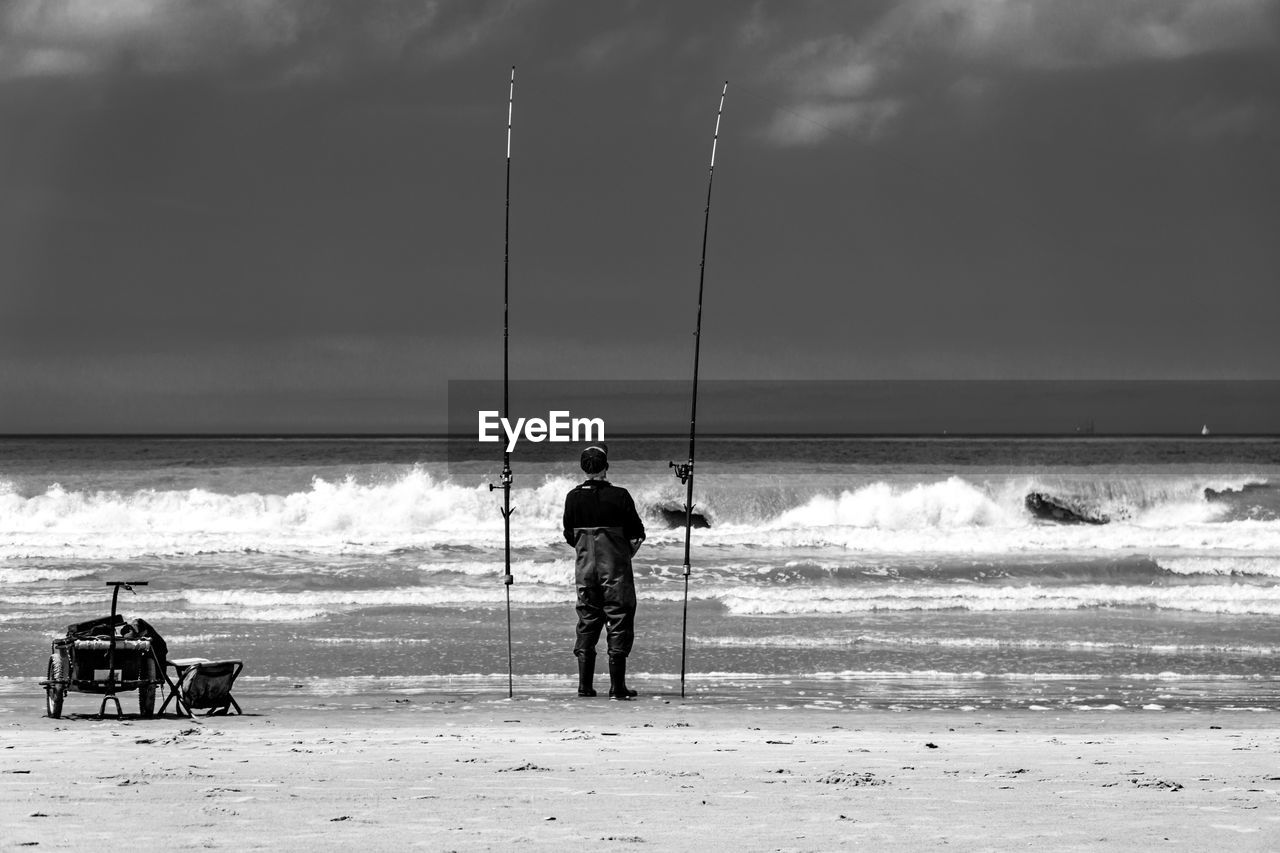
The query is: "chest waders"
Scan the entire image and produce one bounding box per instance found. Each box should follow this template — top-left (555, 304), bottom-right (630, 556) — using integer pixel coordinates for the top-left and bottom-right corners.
top-left (573, 526), bottom-right (637, 699)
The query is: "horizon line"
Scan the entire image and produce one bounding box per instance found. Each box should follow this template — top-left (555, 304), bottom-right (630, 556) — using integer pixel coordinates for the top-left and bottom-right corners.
top-left (2, 431), bottom-right (1274, 440)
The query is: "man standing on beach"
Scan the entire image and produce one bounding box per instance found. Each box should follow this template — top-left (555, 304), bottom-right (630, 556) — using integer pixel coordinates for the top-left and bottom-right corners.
top-left (563, 443), bottom-right (645, 700)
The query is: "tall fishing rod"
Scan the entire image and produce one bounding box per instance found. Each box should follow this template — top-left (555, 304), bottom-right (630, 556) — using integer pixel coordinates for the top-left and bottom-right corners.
top-left (488, 65), bottom-right (516, 699)
top-left (671, 81), bottom-right (727, 699)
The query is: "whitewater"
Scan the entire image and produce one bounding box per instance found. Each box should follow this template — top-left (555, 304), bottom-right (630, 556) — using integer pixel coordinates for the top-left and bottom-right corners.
top-left (3, 435), bottom-right (1278, 711)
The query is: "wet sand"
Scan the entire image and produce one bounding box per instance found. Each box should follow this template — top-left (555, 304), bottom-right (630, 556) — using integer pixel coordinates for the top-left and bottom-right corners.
top-left (2, 692), bottom-right (1278, 851)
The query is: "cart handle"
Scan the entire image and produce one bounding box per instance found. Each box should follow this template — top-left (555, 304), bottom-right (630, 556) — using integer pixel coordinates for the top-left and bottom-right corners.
top-left (107, 581), bottom-right (147, 619)
top-left (104, 581), bottom-right (149, 692)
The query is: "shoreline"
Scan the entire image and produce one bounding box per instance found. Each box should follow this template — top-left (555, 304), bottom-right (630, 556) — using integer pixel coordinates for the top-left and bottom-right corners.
top-left (7, 672), bottom-right (1279, 716)
top-left (4, 693), bottom-right (1277, 851)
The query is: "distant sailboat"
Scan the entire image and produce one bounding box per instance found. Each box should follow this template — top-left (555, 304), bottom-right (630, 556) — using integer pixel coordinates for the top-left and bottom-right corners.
top-left (1201, 425), bottom-right (1210, 436)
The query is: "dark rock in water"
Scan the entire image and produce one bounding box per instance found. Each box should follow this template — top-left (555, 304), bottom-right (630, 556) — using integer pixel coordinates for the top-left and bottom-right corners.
top-left (1025, 492), bottom-right (1109, 525)
top-left (1204, 482), bottom-right (1270, 501)
top-left (654, 502), bottom-right (711, 529)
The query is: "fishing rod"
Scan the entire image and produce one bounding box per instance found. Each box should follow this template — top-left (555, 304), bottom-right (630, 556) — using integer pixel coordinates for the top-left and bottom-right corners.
top-left (671, 81), bottom-right (727, 699)
top-left (488, 65), bottom-right (516, 699)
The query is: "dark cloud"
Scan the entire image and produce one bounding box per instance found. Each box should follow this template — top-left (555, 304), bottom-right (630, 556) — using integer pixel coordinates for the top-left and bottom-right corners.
top-left (1, 1), bottom-right (1278, 431)
top-left (0, 0), bottom-right (540, 81)
top-left (745, 0), bottom-right (1280, 144)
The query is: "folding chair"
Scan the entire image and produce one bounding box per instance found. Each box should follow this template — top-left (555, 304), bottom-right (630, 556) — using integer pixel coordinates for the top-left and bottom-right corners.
top-left (159, 658), bottom-right (243, 717)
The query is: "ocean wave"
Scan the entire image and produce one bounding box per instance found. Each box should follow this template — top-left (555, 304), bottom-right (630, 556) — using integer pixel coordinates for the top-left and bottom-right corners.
top-left (770, 477), bottom-right (1011, 529)
top-left (0, 469), bottom-right (1276, 559)
top-left (0, 589), bottom-right (144, 607)
top-left (414, 558), bottom-right (575, 585)
top-left (1204, 481), bottom-right (1272, 500)
top-left (0, 567), bottom-right (101, 584)
top-left (179, 585), bottom-right (575, 608)
top-left (144, 607), bottom-right (334, 622)
top-left (0, 584), bottom-right (695, 623)
top-left (0, 607), bottom-right (334, 624)
top-left (1156, 556), bottom-right (1280, 577)
top-left (798, 670), bottom-right (1269, 682)
top-left (162, 633), bottom-right (239, 643)
top-left (719, 583), bottom-right (1280, 616)
top-left (7, 577), bottom-right (1278, 624)
top-left (694, 634), bottom-right (1277, 656)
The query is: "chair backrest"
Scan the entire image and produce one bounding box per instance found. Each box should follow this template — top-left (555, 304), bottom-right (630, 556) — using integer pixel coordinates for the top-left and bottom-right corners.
top-left (182, 661), bottom-right (242, 709)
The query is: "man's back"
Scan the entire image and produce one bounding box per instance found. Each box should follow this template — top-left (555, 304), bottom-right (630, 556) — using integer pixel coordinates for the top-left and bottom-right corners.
top-left (563, 480), bottom-right (646, 545)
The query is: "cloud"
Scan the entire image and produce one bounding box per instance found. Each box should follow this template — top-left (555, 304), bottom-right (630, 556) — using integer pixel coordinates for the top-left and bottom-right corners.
top-left (769, 35), bottom-right (880, 99)
top-left (876, 0), bottom-right (1280, 70)
top-left (753, 0), bottom-right (1280, 146)
top-left (573, 23), bottom-right (666, 71)
top-left (0, 0), bottom-right (525, 82)
top-left (0, 0), bottom-right (304, 77)
top-left (760, 98), bottom-right (903, 146)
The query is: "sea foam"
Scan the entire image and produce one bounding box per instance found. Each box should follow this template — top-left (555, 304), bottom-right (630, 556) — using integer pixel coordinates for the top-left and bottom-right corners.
top-left (1, 469), bottom-right (1276, 559)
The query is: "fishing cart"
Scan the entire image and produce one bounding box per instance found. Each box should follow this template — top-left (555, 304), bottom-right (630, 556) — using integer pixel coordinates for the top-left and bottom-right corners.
top-left (41, 581), bottom-right (167, 719)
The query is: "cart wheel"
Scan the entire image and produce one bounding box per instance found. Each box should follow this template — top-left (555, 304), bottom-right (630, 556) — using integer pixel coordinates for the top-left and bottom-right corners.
top-left (138, 656), bottom-right (156, 719)
top-left (45, 655), bottom-right (66, 719)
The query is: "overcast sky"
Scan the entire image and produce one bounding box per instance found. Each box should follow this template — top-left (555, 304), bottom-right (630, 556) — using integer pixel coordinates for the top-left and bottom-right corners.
top-left (2, 0), bottom-right (1278, 432)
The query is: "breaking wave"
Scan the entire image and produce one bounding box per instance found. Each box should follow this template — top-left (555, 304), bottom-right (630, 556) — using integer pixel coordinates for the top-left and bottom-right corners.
top-left (719, 583), bottom-right (1280, 616)
top-left (7, 577), bottom-right (1280, 623)
top-left (0, 469), bottom-right (1275, 559)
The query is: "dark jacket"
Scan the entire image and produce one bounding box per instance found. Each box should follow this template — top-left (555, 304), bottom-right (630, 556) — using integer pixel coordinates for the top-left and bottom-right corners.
top-left (562, 479), bottom-right (646, 547)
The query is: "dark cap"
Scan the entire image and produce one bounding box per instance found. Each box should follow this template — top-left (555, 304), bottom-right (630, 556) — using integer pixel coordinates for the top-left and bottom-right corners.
top-left (580, 443), bottom-right (609, 474)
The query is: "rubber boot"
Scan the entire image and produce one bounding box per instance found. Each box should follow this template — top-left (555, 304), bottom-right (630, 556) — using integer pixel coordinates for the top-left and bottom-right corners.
top-left (608, 656), bottom-right (637, 700)
top-left (577, 653), bottom-right (597, 697)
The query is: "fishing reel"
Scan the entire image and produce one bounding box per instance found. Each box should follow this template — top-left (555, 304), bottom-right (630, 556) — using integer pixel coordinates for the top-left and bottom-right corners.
top-left (669, 460), bottom-right (693, 485)
top-left (490, 467), bottom-right (515, 522)
top-left (488, 467), bottom-right (513, 492)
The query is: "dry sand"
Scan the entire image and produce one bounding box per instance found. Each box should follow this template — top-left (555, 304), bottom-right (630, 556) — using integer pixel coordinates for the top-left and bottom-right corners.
top-left (2, 692), bottom-right (1278, 851)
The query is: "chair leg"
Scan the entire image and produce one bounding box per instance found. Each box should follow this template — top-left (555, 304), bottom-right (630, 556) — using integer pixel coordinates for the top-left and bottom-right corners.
top-left (158, 691), bottom-right (184, 716)
top-left (159, 687), bottom-right (191, 717)
top-left (156, 654), bottom-right (187, 718)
